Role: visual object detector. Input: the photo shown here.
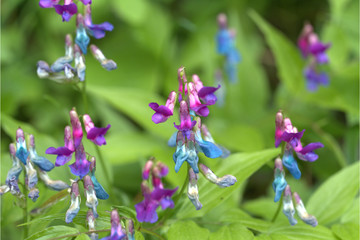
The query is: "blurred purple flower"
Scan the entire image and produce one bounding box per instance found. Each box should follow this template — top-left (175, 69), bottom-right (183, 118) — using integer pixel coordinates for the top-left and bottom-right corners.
top-left (84, 5), bottom-right (114, 39)
top-left (83, 114), bottom-right (111, 146)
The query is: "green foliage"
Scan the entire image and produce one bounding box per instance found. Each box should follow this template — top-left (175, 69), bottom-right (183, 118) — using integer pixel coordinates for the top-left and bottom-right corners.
top-left (167, 221), bottom-right (210, 240)
top-left (25, 226), bottom-right (79, 240)
top-left (331, 222), bottom-right (360, 240)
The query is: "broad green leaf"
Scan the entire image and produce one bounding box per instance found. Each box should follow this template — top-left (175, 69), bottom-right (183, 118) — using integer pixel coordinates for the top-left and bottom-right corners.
top-left (255, 235), bottom-right (273, 240)
top-left (331, 223), bottom-right (359, 240)
top-left (328, 0), bottom-right (352, 19)
top-left (135, 231), bottom-right (145, 240)
top-left (341, 197), bottom-right (359, 224)
top-left (26, 226), bottom-right (79, 240)
top-left (268, 222), bottom-right (336, 240)
top-left (242, 198), bottom-right (277, 221)
top-left (167, 221), bottom-right (210, 240)
top-left (112, 0), bottom-right (149, 26)
top-left (307, 162), bottom-right (360, 225)
top-left (220, 209), bottom-right (271, 233)
top-left (209, 223), bottom-right (254, 240)
top-left (249, 10), bottom-right (303, 94)
top-left (176, 148), bottom-right (280, 219)
top-left (87, 85), bottom-right (174, 139)
top-left (75, 234), bottom-right (92, 240)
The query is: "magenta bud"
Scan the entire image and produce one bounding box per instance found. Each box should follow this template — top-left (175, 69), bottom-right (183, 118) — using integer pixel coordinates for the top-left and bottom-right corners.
top-left (70, 108), bottom-right (83, 148)
top-left (71, 182), bottom-right (80, 197)
top-left (178, 66), bottom-right (188, 94)
top-left (284, 118), bottom-right (293, 131)
top-left (217, 13), bottom-right (227, 29)
top-left (16, 128), bottom-right (25, 142)
top-left (83, 175), bottom-right (94, 191)
top-left (151, 173), bottom-right (162, 188)
top-left (156, 162), bottom-right (169, 177)
top-left (165, 91), bottom-right (177, 114)
top-left (64, 126), bottom-right (75, 151)
top-left (142, 160), bottom-right (153, 180)
top-left (9, 143), bottom-right (16, 156)
top-left (192, 74), bottom-right (203, 92)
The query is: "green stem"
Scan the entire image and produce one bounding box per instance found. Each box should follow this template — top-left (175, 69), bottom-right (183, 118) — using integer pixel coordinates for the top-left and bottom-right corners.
top-left (94, 146), bottom-right (113, 193)
top-left (81, 81), bottom-right (89, 113)
top-left (23, 173), bottom-right (29, 239)
top-left (271, 195), bottom-right (283, 223)
top-left (140, 228), bottom-right (165, 240)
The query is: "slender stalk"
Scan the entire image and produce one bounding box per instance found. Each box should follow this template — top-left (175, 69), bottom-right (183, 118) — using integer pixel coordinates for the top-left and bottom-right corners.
top-left (271, 195), bottom-right (283, 223)
top-left (140, 228), bottom-right (165, 240)
top-left (94, 146), bottom-right (112, 193)
top-left (22, 173), bottom-right (29, 239)
top-left (49, 229), bottom-right (110, 240)
top-left (81, 81), bottom-right (89, 113)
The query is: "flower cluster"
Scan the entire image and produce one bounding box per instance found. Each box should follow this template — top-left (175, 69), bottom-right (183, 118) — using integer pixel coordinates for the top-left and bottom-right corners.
top-left (216, 13), bottom-right (241, 84)
top-left (40, 0), bottom-right (89, 22)
top-left (298, 23), bottom-right (331, 91)
top-left (273, 111), bottom-right (323, 227)
top-left (149, 67), bottom-right (236, 210)
top-left (37, 5), bottom-right (115, 83)
top-left (0, 128), bottom-right (69, 202)
top-left (135, 158), bottom-right (178, 223)
top-left (46, 108), bottom-right (110, 223)
top-left (100, 209), bottom-right (135, 240)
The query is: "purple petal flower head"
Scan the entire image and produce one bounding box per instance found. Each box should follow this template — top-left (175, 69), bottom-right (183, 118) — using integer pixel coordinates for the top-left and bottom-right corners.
top-left (298, 23), bottom-right (313, 58)
top-left (275, 111), bottom-right (284, 148)
top-left (70, 108), bottom-right (83, 149)
top-left (84, 5), bottom-right (114, 39)
top-left (54, 0), bottom-right (78, 22)
top-left (66, 181), bottom-right (81, 223)
top-left (90, 44), bottom-right (117, 71)
top-left (174, 100), bottom-right (196, 133)
top-left (149, 91), bottom-right (177, 124)
top-left (294, 192), bottom-right (318, 227)
top-left (39, 0), bottom-right (60, 8)
top-left (296, 142), bottom-right (324, 162)
top-left (69, 143), bottom-right (90, 179)
top-left (188, 82), bottom-right (209, 117)
top-left (272, 157), bottom-right (287, 202)
top-left (192, 74), bottom-right (220, 106)
top-left (101, 210), bottom-right (126, 240)
top-left (135, 182), bottom-right (178, 223)
top-left (83, 114), bottom-right (111, 146)
top-left (46, 126), bottom-right (75, 166)
top-left (142, 160), bottom-right (154, 180)
top-left (28, 135), bottom-right (55, 172)
top-left (80, 0), bottom-right (91, 5)
top-left (16, 128), bottom-right (29, 165)
top-left (276, 117), bottom-right (304, 152)
top-left (282, 185), bottom-right (297, 225)
top-left (304, 66), bottom-right (329, 92)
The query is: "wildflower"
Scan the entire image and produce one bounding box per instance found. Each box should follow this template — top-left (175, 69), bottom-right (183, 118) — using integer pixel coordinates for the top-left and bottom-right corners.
top-left (90, 44), bottom-right (117, 71)
top-left (39, 0), bottom-right (60, 8)
top-left (69, 142), bottom-right (90, 179)
top-left (54, 0), bottom-right (78, 22)
top-left (188, 168), bottom-right (202, 210)
top-left (298, 22), bottom-right (331, 91)
top-left (83, 114), bottom-right (111, 146)
top-left (66, 181), bottom-right (81, 223)
top-left (293, 192), bottom-right (318, 227)
top-left (46, 126), bottom-right (75, 166)
top-left (83, 175), bottom-right (99, 218)
top-left (70, 108), bottom-right (83, 148)
top-left (84, 5), bottom-right (114, 39)
top-left (149, 91), bottom-right (177, 124)
top-left (28, 135), bottom-right (55, 171)
top-left (282, 185), bottom-right (297, 225)
top-left (101, 210), bottom-right (126, 240)
top-left (74, 44), bottom-right (86, 81)
top-left (75, 14), bottom-right (90, 54)
top-left (89, 157), bottom-right (109, 200)
top-left (135, 159), bottom-right (178, 223)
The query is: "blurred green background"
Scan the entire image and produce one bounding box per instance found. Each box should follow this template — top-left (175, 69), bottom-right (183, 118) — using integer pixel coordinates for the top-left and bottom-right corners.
top-left (1, 0), bottom-right (359, 239)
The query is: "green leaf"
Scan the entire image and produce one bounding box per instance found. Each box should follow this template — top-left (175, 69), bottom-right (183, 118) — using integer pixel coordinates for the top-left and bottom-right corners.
top-left (341, 197), bottom-right (359, 224)
top-left (268, 222), bottom-right (336, 240)
top-left (328, 0), bottom-right (352, 19)
top-left (176, 148), bottom-right (280, 219)
top-left (331, 223), bottom-right (359, 240)
top-left (135, 231), bottom-right (145, 240)
top-left (307, 162), bottom-right (360, 225)
top-left (242, 198), bottom-right (277, 221)
top-left (75, 233), bottom-right (92, 240)
top-left (248, 10), bottom-right (303, 94)
top-left (167, 221), bottom-right (210, 240)
top-left (220, 209), bottom-right (271, 233)
top-left (87, 85), bottom-right (174, 139)
top-left (25, 226), bottom-right (79, 240)
top-left (209, 223), bottom-right (254, 240)
top-left (112, 0), bottom-right (149, 26)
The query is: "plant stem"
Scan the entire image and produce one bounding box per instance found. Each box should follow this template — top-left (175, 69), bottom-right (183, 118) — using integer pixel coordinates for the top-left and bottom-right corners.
top-left (23, 173), bottom-right (29, 239)
top-left (140, 228), bottom-right (165, 240)
top-left (271, 195), bottom-right (283, 223)
top-left (94, 146), bottom-right (112, 189)
top-left (81, 81), bottom-right (89, 113)
top-left (49, 229), bottom-right (110, 240)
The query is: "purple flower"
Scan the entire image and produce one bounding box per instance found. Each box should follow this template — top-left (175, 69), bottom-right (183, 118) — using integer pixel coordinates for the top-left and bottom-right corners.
top-left (298, 23), bottom-right (314, 58)
top-left (142, 160), bottom-right (153, 180)
top-left (80, 0), bottom-right (91, 5)
top-left (149, 91), bottom-right (177, 124)
top-left (54, 0), bottom-right (78, 22)
top-left (101, 210), bottom-right (126, 240)
top-left (39, 0), bottom-right (60, 8)
top-left (174, 100), bottom-right (197, 133)
top-left (178, 66), bottom-right (188, 95)
top-left (84, 5), bottom-right (114, 39)
top-left (304, 66), bottom-right (329, 92)
top-left (135, 182), bottom-right (178, 223)
top-left (188, 82), bottom-right (209, 117)
top-left (192, 74), bottom-right (220, 105)
top-left (46, 126), bottom-right (75, 166)
top-left (69, 143), bottom-right (90, 179)
top-left (70, 108), bottom-right (83, 149)
top-left (83, 114), bottom-right (111, 146)
top-left (296, 142), bottom-right (324, 162)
